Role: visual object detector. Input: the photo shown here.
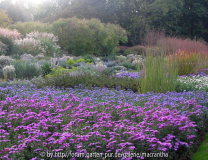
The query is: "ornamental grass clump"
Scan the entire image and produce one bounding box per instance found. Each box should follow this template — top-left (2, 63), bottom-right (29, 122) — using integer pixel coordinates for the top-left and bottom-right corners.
top-left (172, 50), bottom-right (200, 76)
top-left (2, 65), bottom-right (15, 80)
top-left (197, 52), bottom-right (208, 69)
top-left (137, 48), bottom-right (178, 93)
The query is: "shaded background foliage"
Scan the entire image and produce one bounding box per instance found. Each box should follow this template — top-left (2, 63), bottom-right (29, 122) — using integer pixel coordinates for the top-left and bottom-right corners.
top-left (0, 0), bottom-right (208, 46)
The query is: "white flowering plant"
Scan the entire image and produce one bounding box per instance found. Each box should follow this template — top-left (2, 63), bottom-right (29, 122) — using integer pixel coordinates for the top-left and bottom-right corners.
top-left (13, 32), bottom-right (62, 57)
top-left (26, 32), bottom-right (58, 43)
top-left (0, 55), bottom-right (13, 67)
top-left (176, 75), bottom-right (208, 92)
top-left (26, 32), bottom-right (61, 57)
top-left (3, 65), bottom-right (15, 80)
top-left (14, 38), bottom-right (46, 56)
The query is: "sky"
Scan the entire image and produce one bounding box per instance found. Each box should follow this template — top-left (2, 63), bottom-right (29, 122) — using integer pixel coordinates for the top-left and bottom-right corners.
top-left (11, 0), bottom-right (47, 4)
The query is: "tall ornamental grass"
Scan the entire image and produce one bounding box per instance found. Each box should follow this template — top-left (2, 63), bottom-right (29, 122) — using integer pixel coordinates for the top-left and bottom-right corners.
top-left (156, 37), bottom-right (208, 54)
top-left (197, 52), bottom-right (208, 69)
top-left (171, 50), bottom-right (200, 76)
top-left (137, 49), bottom-right (178, 93)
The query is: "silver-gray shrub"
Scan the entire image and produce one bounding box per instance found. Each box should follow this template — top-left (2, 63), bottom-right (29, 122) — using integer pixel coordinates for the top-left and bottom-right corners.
top-left (11, 61), bottom-right (42, 79)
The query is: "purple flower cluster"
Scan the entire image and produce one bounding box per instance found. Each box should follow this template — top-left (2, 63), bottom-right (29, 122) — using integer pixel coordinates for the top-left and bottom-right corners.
top-left (1, 85), bottom-right (208, 107)
top-left (0, 86), bottom-right (207, 159)
top-left (115, 70), bottom-right (208, 79)
top-left (116, 72), bottom-right (140, 79)
top-left (179, 69), bottom-right (208, 77)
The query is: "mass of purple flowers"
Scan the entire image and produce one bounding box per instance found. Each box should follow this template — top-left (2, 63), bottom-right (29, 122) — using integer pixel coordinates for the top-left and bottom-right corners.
top-left (0, 85), bottom-right (208, 159)
top-left (116, 70), bottom-right (208, 79)
top-left (116, 72), bottom-right (140, 79)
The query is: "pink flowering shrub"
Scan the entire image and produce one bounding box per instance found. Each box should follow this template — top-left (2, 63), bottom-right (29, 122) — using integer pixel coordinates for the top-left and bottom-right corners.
top-left (0, 94), bottom-right (205, 159)
top-left (0, 28), bottom-right (21, 40)
top-left (0, 28), bottom-right (21, 56)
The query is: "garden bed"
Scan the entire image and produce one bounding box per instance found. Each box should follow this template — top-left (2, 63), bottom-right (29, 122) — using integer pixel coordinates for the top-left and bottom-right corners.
top-left (0, 85), bottom-right (208, 159)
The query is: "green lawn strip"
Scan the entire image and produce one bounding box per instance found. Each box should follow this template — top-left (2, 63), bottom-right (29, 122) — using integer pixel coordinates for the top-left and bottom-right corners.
top-left (192, 133), bottom-right (208, 160)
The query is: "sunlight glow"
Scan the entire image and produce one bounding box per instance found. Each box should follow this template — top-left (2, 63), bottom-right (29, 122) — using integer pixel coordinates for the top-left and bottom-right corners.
top-left (26, 0), bottom-right (47, 4)
top-left (12, 0), bottom-right (47, 5)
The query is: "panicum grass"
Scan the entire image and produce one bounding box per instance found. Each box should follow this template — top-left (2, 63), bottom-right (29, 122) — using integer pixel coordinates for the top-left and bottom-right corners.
top-left (137, 48), bottom-right (178, 93)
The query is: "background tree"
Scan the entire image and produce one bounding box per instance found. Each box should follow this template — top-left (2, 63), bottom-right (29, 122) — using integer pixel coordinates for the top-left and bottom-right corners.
top-left (178, 0), bottom-right (208, 41)
top-left (2, 0), bottom-right (208, 45)
top-left (0, 8), bottom-right (12, 27)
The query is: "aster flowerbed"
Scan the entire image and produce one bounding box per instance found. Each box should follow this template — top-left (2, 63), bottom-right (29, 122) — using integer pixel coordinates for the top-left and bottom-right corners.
top-left (0, 85), bottom-right (208, 159)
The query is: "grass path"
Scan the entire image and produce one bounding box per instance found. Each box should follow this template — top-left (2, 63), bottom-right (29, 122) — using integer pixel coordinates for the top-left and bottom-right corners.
top-left (192, 133), bottom-right (208, 160)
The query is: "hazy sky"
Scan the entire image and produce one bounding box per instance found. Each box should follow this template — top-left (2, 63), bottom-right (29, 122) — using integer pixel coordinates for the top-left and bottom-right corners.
top-left (11, 0), bottom-right (47, 4)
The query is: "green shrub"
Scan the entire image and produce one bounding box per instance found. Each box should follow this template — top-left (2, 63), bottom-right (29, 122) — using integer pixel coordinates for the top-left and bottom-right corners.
top-left (12, 61), bottom-right (42, 79)
top-left (113, 65), bottom-right (127, 71)
top-left (73, 63), bottom-right (81, 67)
top-left (75, 58), bottom-right (85, 63)
top-left (0, 79), bottom-right (32, 87)
top-left (121, 62), bottom-right (137, 70)
top-left (39, 73), bottom-right (138, 92)
top-left (137, 48), bottom-right (178, 93)
top-left (0, 68), bottom-right (3, 78)
top-left (40, 39), bottom-right (61, 57)
top-left (0, 41), bottom-right (7, 55)
top-left (51, 18), bottom-right (127, 56)
top-left (58, 61), bottom-right (72, 69)
top-left (0, 36), bottom-right (14, 56)
top-left (102, 67), bottom-right (116, 76)
top-left (67, 59), bottom-right (75, 65)
top-left (83, 54), bottom-right (96, 64)
top-left (41, 62), bottom-right (52, 76)
top-left (46, 66), bottom-right (77, 78)
top-left (108, 53), bottom-right (118, 61)
top-left (8, 21), bottom-right (51, 36)
top-left (105, 62), bottom-right (116, 67)
top-left (100, 56), bottom-right (109, 62)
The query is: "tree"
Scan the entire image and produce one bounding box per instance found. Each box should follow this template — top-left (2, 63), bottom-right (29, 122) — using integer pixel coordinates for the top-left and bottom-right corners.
top-left (0, 8), bottom-right (12, 27)
top-left (178, 0), bottom-right (208, 41)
